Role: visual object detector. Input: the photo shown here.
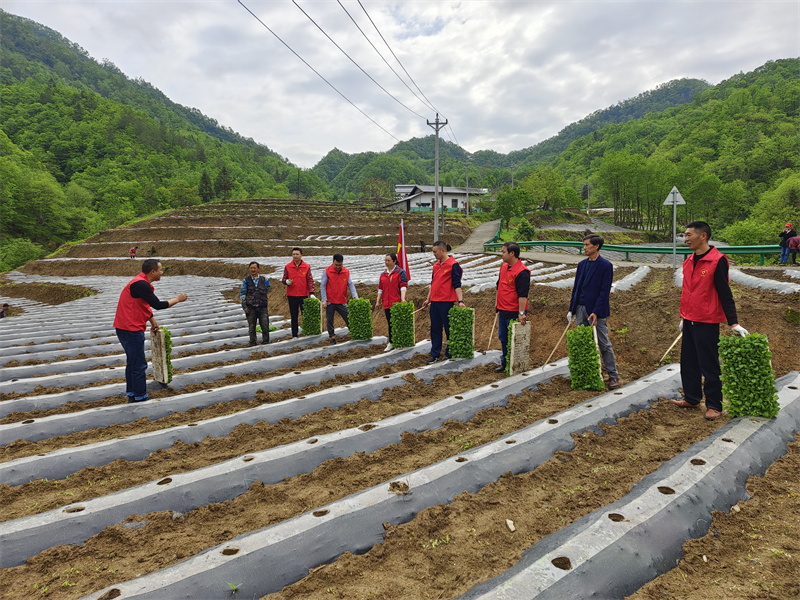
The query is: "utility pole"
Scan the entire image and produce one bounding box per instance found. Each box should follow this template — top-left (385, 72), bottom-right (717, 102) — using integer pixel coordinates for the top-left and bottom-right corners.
top-left (427, 113), bottom-right (447, 242)
top-left (465, 157), bottom-right (470, 218)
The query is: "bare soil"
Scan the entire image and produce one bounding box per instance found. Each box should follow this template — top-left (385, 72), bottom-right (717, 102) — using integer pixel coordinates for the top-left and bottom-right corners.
top-left (0, 278), bottom-right (97, 305)
top-left (19, 259), bottom-right (273, 279)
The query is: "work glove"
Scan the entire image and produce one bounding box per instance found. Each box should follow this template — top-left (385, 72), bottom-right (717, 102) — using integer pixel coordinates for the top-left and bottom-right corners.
top-left (566, 311), bottom-right (574, 323)
top-left (310, 294), bottom-right (316, 299)
top-left (679, 320), bottom-right (683, 332)
top-left (731, 324), bottom-right (749, 337)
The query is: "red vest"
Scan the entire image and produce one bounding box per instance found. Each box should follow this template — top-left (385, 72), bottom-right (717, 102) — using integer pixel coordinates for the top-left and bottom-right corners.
top-left (379, 267), bottom-right (406, 309)
top-left (430, 256), bottom-right (459, 302)
top-left (325, 265), bottom-right (350, 304)
top-left (285, 260), bottom-right (311, 297)
top-left (113, 272), bottom-right (153, 332)
top-left (680, 247), bottom-right (727, 323)
top-left (496, 259), bottom-right (530, 312)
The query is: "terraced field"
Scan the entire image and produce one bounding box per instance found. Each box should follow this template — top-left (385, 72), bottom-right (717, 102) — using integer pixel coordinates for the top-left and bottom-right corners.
top-left (0, 200), bottom-right (797, 600)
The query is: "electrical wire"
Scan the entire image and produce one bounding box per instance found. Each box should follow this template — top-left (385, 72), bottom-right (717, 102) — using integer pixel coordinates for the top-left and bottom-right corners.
top-left (336, 0), bottom-right (435, 115)
top-left (236, 0), bottom-right (400, 142)
top-left (355, 0), bottom-right (461, 148)
top-left (291, 0), bottom-right (427, 121)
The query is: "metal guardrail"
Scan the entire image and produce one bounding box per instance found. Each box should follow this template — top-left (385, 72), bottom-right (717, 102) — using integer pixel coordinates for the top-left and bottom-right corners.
top-left (483, 240), bottom-right (783, 265)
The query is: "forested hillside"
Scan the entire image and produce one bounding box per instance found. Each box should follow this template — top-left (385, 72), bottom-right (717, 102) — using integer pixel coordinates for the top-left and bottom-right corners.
top-left (0, 10), bottom-right (328, 270)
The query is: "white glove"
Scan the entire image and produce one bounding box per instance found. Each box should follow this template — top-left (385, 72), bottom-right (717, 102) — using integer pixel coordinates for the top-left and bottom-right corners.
top-left (310, 294), bottom-right (316, 299)
top-left (731, 324), bottom-right (749, 337)
top-left (679, 320), bottom-right (683, 332)
top-left (566, 311), bottom-right (574, 323)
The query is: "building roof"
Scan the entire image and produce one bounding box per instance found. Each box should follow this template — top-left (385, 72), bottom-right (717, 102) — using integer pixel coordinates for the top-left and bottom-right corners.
top-left (394, 184), bottom-right (488, 196)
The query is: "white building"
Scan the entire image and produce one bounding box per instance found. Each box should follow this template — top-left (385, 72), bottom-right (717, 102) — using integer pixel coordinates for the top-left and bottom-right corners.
top-left (388, 185), bottom-right (489, 212)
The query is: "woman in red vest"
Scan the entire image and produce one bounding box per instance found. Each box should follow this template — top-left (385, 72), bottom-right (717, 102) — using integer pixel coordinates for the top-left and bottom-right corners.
top-left (375, 253), bottom-right (408, 351)
top-left (113, 259), bottom-right (187, 402)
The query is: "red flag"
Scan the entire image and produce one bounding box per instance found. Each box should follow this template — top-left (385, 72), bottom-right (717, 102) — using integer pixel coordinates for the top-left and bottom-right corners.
top-left (397, 219), bottom-right (410, 280)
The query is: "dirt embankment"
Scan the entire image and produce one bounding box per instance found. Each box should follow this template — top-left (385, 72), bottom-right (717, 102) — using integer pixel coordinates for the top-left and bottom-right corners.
top-left (0, 277), bottom-right (97, 305)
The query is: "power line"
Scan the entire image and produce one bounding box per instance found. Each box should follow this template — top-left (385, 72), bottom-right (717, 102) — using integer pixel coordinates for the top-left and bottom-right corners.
top-left (236, 0), bottom-right (400, 142)
top-left (355, 0), bottom-right (461, 148)
top-left (291, 0), bottom-right (427, 121)
top-left (336, 0), bottom-right (435, 115)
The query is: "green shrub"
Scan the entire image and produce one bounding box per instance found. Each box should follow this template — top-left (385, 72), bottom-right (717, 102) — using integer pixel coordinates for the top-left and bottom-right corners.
top-left (389, 301), bottom-right (415, 348)
top-left (447, 306), bottom-right (474, 359)
top-left (719, 334), bottom-right (780, 418)
top-left (516, 218), bottom-right (536, 241)
top-left (566, 325), bottom-right (604, 390)
top-left (347, 297), bottom-right (373, 340)
top-left (302, 297), bottom-right (321, 336)
top-left (160, 326), bottom-right (173, 383)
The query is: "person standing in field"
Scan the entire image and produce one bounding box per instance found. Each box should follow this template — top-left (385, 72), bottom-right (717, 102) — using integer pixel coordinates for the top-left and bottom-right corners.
top-left (113, 259), bottom-right (187, 402)
top-left (568, 234), bottom-right (620, 389)
top-left (495, 242), bottom-right (530, 373)
top-left (422, 240), bottom-right (465, 364)
top-left (375, 253), bottom-right (408, 352)
top-left (129, 246), bottom-right (138, 259)
top-left (672, 221), bottom-right (748, 420)
top-left (779, 223), bottom-right (796, 265)
top-left (282, 247), bottom-right (314, 338)
top-left (322, 253), bottom-right (358, 345)
top-left (240, 261), bottom-right (270, 346)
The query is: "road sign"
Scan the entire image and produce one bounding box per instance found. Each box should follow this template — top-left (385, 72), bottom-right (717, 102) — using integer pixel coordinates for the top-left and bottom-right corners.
top-left (664, 186), bottom-right (686, 205)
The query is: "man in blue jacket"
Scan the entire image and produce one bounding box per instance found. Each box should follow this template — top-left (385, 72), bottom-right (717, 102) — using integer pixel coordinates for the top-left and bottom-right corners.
top-left (568, 234), bottom-right (620, 389)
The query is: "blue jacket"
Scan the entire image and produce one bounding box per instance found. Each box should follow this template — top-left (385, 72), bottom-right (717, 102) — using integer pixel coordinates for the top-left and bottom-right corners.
top-left (569, 255), bottom-right (613, 318)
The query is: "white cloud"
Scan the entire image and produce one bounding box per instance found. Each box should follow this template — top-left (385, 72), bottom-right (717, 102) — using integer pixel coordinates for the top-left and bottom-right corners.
top-left (3, 0), bottom-right (799, 166)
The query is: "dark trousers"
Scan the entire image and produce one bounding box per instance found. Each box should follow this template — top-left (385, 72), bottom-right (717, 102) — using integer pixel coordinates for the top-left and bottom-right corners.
top-left (680, 320), bottom-right (723, 411)
top-left (384, 308), bottom-right (392, 342)
top-left (790, 250), bottom-right (798, 265)
top-left (288, 296), bottom-right (307, 337)
top-left (116, 328), bottom-right (148, 401)
top-left (429, 301), bottom-right (454, 359)
top-left (498, 311), bottom-right (517, 367)
top-left (326, 303), bottom-right (349, 338)
top-left (246, 305), bottom-right (270, 344)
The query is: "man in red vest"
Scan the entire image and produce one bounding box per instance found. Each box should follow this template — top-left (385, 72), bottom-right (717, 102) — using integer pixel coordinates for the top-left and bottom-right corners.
top-left (671, 221), bottom-right (748, 420)
top-left (321, 253), bottom-right (358, 345)
top-left (422, 240), bottom-right (465, 364)
top-left (113, 259), bottom-right (187, 402)
top-left (495, 242), bottom-right (530, 373)
top-left (282, 247), bottom-right (315, 337)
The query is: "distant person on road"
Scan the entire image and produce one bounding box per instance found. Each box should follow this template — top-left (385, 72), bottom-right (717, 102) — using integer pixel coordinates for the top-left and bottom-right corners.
top-left (568, 234), bottom-right (620, 389)
top-left (240, 261), bottom-right (271, 346)
top-left (282, 247), bottom-right (314, 337)
top-left (322, 253), bottom-right (358, 345)
top-left (420, 240), bottom-right (426, 253)
top-left (422, 241), bottom-right (464, 364)
top-left (779, 223), bottom-right (796, 265)
top-left (375, 253), bottom-right (408, 352)
top-left (495, 242), bottom-right (530, 373)
top-left (788, 234), bottom-right (800, 266)
top-left (129, 246), bottom-right (138, 259)
top-left (113, 259), bottom-right (188, 403)
top-left (672, 221), bottom-right (748, 421)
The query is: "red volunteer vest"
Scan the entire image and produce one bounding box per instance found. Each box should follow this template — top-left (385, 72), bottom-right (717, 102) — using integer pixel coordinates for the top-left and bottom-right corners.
top-left (496, 259), bottom-right (530, 312)
top-left (325, 265), bottom-right (350, 305)
top-left (379, 267), bottom-right (406, 309)
top-left (680, 247), bottom-right (727, 323)
top-left (113, 272), bottom-right (153, 332)
top-left (285, 260), bottom-right (311, 297)
top-left (430, 256), bottom-right (458, 302)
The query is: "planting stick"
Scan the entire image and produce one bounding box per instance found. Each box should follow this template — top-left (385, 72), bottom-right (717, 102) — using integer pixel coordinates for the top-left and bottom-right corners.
top-left (412, 306), bottom-right (426, 315)
top-left (485, 312), bottom-right (498, 353)
top-left (659, 332), bottom-right (682, 363)
top-left (543, 321), bottom-right (571, 367)
top-left (592, 324), bottom-right (603, 373)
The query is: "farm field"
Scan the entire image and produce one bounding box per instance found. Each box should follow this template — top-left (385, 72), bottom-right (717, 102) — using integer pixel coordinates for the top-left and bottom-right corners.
top-left (0, 200), bottom-right (797, 600)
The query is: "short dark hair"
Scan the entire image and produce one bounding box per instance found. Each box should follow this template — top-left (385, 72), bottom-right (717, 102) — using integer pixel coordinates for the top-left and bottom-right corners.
top-left (686, 221), bottom-right (712, 241)
top-left (433, 240), bottom-right (447, 250)
top-left (583, 234), bottom-right (604, 249)
top-left (385, 253), bottom-right (398, 264)
top-left (141, 259), bottom-right (160, 274)
top-left (333, 253), bottom-right (344, 263)
top-left (291, 247), bottom-right (302, 254)
top-left (502, 242), bottom-right (521, 258)
top-left (248, 261), bottom-right (259, 268)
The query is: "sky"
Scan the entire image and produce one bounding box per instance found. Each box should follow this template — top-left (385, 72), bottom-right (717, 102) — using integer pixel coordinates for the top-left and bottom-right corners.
top-left (3, 1), bottom-right (799, 167)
